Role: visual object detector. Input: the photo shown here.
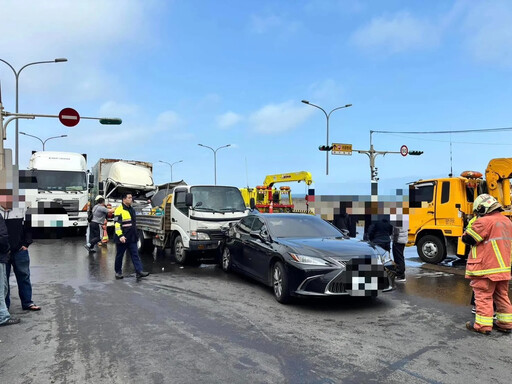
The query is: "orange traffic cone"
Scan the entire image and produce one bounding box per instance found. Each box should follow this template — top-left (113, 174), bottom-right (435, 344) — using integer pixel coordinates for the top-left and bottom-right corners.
top-left (269, 201), bottom-right (274, 214)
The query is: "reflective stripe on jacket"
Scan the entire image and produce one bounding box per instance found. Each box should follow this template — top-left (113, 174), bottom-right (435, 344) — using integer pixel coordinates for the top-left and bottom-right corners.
top-left (114, 204), bottom-right (138, 243)
top-left (464, 211), bottom-right (512, 281)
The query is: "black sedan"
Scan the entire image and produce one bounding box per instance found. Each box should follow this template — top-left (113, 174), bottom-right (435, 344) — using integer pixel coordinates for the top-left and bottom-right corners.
top-left (221, 213), bottom-right (393, 303)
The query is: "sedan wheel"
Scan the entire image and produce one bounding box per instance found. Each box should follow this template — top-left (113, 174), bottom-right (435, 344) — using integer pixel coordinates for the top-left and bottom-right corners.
top-left (221, 247), bottom-right (232, 272)
top-left (272, 261), bottom-right (291, 304)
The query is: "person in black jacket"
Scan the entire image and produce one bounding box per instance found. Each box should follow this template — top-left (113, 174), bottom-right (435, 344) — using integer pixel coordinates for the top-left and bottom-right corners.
top-left (5, 214), bottom-right (41, 311)
top-left (367, 217), bottom-right (393, 252)
top-left (0, 213), bottom-right (20, 326)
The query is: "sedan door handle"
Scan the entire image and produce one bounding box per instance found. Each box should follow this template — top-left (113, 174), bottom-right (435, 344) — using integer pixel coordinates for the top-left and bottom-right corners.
top-left (427, 211), bottom-right (434, 214)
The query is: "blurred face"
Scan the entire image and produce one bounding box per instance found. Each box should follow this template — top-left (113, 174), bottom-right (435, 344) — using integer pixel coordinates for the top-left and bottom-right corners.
top-left (123, 194), bottom-right (133, 206)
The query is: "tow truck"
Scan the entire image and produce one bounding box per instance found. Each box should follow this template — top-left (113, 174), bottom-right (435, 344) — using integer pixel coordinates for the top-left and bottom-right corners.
top-left (408, 158), bottom-right (512, 264)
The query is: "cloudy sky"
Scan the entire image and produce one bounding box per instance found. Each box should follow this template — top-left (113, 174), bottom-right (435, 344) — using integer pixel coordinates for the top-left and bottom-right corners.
top-left (1, 0), bottom-right (512, 195)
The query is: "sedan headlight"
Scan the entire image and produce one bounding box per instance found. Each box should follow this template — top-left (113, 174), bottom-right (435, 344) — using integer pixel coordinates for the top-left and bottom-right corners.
top-left (289, 253), bottom-right (330, 266)
top-left (190, 231), bottom-right (211, 241)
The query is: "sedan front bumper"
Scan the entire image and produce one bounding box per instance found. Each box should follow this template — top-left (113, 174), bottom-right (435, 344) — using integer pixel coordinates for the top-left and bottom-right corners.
top-left (293, 258), bottom-right (393, 297)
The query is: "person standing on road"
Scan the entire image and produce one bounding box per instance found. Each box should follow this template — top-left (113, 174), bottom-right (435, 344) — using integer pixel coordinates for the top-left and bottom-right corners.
top-left (462, 194), bottom-right (512, 335)
top-left (84, 197), bottom-right (114, 253)
top-left (367, 217), bottom-right (393, 252)
top-left (392, 222), bottom-right (408, 282)
top-left (4, 212), bottom-right (41, 312)
top-left (0, 212), bottom-right (20, 326)
top-left (113, 193), bottom-right (149, 280)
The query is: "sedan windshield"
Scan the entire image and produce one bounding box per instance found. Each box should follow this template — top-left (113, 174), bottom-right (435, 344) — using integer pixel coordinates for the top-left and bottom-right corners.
top-left (265, 215), bottom-right (344, 238)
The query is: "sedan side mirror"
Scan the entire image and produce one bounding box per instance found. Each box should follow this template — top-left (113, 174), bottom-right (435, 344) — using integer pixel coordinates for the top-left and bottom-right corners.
top-left (250, 229), bottom-right (270, 243)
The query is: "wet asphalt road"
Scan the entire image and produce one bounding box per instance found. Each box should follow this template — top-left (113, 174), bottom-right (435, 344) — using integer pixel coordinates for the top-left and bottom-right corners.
top-left (1, 238), bottom-right (511, 384)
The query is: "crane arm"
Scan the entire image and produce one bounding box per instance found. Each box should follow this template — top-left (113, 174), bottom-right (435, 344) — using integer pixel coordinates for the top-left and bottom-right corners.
top-left (263, 171), bottom-right (313, 188)
top-left (485, 158), bottom-right (512, 207)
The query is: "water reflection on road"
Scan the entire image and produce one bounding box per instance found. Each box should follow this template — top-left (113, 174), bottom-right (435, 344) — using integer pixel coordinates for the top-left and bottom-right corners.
top-left (26, 237), bottom-right (510, 307)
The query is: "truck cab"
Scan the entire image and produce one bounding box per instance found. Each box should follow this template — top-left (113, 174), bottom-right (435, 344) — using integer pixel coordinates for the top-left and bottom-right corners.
top-left (408, 176), bottom-right (479, 263)
top-left (137, 185), bottom-right (249, 264)
top-left (24, 151), bottom-right (90, 233)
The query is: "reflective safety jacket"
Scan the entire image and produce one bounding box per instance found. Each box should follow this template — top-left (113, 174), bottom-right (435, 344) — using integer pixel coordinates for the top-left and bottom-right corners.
top-left (464, 211), bottom-right (512, 281)
top-left (114, 204), bottom-right (138, 243)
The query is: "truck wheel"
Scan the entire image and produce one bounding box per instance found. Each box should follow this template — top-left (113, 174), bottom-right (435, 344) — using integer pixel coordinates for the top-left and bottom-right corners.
top-left (137, 230), bottom-right (154, 254)
top-left (173, 235), bottom-right (188, 264)
top-left (417, 235), bottom-right (446, 264)
top-left (271, 261), bottom-right (291, 304)
top-left (221, 247), bottom-right (232, 272)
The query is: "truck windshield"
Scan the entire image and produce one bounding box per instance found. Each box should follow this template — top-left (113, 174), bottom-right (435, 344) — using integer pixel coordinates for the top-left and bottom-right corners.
top-left (33, 170), bottom-right (87, 191)
top-left (190, 186), bottom-right (246, 212)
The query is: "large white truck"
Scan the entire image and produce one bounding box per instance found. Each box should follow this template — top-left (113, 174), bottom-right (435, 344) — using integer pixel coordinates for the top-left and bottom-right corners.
top-left (23, 151), bottom-right (90, 233)
top-left (136, 185), bottom-right (249, 264)
top-left (91, 158), bottom-right (156, 226)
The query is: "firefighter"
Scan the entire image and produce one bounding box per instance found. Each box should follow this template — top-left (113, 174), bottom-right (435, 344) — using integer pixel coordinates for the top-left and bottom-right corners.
top-left (462, 194), bottom-right (512, 335)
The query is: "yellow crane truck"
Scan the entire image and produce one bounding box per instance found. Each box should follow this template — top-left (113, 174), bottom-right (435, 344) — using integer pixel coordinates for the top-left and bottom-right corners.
top-left (240, 171), bottom-right (313, 213)
top-left (408, 158), bottom-right (512, 264)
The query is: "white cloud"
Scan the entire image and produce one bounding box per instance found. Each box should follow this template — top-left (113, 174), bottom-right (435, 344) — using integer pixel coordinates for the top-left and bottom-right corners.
top-left (461, 1), bottom-right (512, 66)
top-left (249, 14), bottom-right (300, 37)
top-left (248, 101), bottom-right (314, 134)
top-left (351, 12), bottom-right (440, 54)
top-left (216, 111), bottom-right (243, 129)
top-left (156, 111), bottom-right (181, 129)
top-left (307, 79), bottom-right (347, 104)
top-left (0, 0), bottom-right (161, 100)
top-left (99, 101), bottom-right (139, 118)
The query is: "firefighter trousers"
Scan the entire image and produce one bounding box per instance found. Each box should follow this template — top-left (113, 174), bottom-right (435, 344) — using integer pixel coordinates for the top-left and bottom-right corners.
top-left (471, 278), bottom-right (512, 332)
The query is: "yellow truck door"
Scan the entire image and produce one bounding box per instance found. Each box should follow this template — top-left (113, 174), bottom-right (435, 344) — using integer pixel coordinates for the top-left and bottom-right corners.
top-left (433, 180), bottom-right (465, 235)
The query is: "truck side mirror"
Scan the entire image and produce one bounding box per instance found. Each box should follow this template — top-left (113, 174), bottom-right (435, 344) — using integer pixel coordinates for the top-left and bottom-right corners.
top-left (250, 197), bottom-right (256, 210)
top-left (89, 174), bottom-right (94, 184)
top-left (185, 192), bottom-right (193, 207)
top-left (99, 181), bottom-right (104, 192)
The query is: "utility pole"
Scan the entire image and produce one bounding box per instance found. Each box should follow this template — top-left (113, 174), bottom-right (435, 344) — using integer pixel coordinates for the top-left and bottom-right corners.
top-left (353, 130), bottom-right (423, 194)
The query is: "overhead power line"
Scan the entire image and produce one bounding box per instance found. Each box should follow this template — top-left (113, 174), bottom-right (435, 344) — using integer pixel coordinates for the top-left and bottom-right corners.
top-left (372, 127), bottom-right (512, 135)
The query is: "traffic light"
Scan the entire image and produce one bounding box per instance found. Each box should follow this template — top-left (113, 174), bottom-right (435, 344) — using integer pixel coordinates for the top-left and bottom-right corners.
top-left (318, 145), bottom-right (333, 151)
top-left (409, 150), bottom-right (423, 156)
top-left (99, 118), bottom-right (122, 125)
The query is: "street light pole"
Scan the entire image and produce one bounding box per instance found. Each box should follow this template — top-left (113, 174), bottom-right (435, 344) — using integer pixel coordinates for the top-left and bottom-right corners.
top-left (158, 160), bottom-right (183, 182)
top-left (0, 58), bottom-right (68, 167)
top-left (301, 100), bottom-right (352, 175)
top-left (198, 144), bottom-right (231, 185)
top-left (19, 132), bottom-right (67, 151)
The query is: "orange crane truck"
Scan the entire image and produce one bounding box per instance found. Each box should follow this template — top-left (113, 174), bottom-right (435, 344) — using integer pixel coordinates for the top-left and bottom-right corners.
top-left (240, 171), bottom-right (313, 213)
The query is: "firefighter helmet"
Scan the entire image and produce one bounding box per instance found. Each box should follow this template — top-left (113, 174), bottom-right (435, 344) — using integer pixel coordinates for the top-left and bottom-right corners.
top-left (473, 194), bottom-right (502, 216)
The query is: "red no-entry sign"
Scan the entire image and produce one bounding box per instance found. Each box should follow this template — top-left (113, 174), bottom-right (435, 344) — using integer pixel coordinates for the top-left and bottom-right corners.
top-left (59, 108), bottom-right (80, 127)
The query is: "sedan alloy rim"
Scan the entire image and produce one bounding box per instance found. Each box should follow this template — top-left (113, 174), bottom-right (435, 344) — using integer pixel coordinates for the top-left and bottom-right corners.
top-left (273, 266), bottom-right (282, 297)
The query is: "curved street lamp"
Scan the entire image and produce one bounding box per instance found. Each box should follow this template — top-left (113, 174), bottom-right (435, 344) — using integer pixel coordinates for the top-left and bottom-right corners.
top-left (0, 57), bottom-right (68, 166)
top-left (158, 159), bottom-right (183, 182)
top-left (198, 144), bottom-right (231, 185)
top-left (301, 100), bottom-right (352, 175)
top-left (19, 131), bottom-right (67, 151)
